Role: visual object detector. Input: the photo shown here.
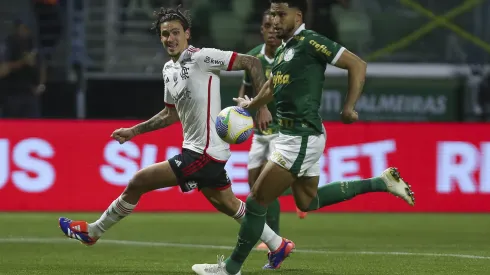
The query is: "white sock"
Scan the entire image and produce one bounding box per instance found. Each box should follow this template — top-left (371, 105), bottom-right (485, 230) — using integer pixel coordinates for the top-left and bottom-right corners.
top-left (88, 196), bottom-right (136, 238)
top-left (233, 200), bottom-right (283, 252)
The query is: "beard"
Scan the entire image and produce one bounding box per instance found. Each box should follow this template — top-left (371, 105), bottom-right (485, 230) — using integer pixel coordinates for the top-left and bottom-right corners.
top-left (276, 25), bottom-right (295, 40)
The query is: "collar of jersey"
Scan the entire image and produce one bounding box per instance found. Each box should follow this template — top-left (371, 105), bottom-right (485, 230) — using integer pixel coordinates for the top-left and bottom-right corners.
top-left (284, 23), bottom-right (306, 45)
top-left (260, 44), bottom-right (275, 64)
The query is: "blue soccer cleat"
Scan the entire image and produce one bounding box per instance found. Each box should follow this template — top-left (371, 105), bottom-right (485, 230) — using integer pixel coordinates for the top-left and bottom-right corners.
top-left (58, 217), bottom-right (98, 246)
top-left (262, 238), bottom-right (295, 270)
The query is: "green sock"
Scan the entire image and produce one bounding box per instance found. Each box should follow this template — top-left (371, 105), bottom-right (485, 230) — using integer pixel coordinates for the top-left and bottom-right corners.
top-left (307, 177), bottom-right (387, 211)
top-left (266, 199), bottom-right (280, 234)
top-left (282, 187), bottom-right (293, 196)
top-left (225, 196), bottom-right (267, 274)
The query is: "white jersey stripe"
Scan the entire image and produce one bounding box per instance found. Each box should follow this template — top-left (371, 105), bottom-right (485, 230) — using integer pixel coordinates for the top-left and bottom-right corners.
top-left (203, 75), bottom-right (227, 163)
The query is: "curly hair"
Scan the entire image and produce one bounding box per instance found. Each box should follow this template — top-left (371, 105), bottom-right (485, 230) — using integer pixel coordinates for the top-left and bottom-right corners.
top-left (151, 5), bottom-right (192, 37)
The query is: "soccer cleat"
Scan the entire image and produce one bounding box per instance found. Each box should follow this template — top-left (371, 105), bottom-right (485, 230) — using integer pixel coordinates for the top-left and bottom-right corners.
top-left (256, 242), bottom-right (268, 251)
top-left (192, 255), bottom-right (241, 275)
top-left (58, 217), bottom-right (98, 246)
top-left (380, 167), bottom-right (415, 206)
top-left (262, 238), bottom-right (295, 270)
top-left (296, 207), bottom-right (307, 219)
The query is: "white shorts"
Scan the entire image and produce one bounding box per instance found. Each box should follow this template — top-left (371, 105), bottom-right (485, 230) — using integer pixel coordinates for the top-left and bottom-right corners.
top-left (269, 131), bottom-right (326, 177)
top-left (247, 134), bottom-right (279, 170)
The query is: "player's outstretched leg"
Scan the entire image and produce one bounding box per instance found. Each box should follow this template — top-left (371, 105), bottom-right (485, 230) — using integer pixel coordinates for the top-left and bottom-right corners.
top-left (248, 165), bottom-right (281, 251)
top-left (294, 167), bottom-right (415, 213)
top-left (192, 162), bottom-right (296, 275)
top-left (199, 185), bottom-right (286, 257)
top-left (58, 161), bottom-right (179, 246)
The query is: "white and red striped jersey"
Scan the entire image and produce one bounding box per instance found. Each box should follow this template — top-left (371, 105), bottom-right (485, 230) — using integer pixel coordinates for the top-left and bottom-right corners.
top-left (162, 45), bottom-right (238, 162)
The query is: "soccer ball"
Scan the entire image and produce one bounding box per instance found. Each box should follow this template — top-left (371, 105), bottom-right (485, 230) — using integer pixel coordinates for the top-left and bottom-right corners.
top-left (216, 106), bottom-right (254, 144)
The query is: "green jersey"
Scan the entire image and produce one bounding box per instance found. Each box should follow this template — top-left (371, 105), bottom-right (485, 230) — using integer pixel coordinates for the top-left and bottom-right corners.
top-left (243, 44), bottom-right (279, 136)
top-left (272, 25), bottom-right (344, 136)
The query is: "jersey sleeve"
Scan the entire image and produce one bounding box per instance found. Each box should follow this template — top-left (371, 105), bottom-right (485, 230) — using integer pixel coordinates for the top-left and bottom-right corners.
top-left (162, 72), bottom-right (175, 108)
top-left (306, 33), bottom-right (345, 65)
top-left (196, 48), bottom-right (238, 72)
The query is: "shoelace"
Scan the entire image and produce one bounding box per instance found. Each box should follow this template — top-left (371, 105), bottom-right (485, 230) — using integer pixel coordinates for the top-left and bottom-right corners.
top-left (204, 255), bottom-right (225, 272)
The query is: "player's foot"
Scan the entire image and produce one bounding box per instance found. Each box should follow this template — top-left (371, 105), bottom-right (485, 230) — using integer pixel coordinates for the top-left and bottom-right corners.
top-left (58, 217), bottom-right (98, 246)
top-left (192, 255), bottom-right (241, 275)
top-left (262, 238), bottom-right (295, 270)
top-left (380, 167), bottom-right (415, 206)
top-left (296, 207), bottom-right (307, 219)
top-left (256, 242), bottom-right (268, 251)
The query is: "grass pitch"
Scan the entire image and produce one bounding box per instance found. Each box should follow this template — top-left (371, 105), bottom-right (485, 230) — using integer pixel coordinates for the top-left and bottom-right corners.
top-left (0, 213), bottom-right (489, 274)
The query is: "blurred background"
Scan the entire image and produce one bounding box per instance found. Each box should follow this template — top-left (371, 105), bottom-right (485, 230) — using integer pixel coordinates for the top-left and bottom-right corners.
top-left (0, 2), bottom-right (489, 273)
top-left (0, 0), bottom-right (489, 121)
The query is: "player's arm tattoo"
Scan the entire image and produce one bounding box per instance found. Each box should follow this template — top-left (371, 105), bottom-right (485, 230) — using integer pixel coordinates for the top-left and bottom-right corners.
top-left (231, 54), bottom-right (266, 97)
top-left (248, 78), bottom-right (274, 109)
top-left (334, 49), bottom-right (367, 111)
top-left (131, 107), bottom-right (180, 135)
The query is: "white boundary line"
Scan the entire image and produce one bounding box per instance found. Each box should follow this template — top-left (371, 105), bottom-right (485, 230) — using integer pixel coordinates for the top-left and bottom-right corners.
top-left (1, 237), bottom-right (489, 260)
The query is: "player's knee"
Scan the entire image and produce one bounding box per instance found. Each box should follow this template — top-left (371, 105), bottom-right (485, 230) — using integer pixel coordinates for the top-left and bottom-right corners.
top-left (246, 195), bottom-right (267, 214)
top-left (248, 190), bottom-right (268, 207)
top-left (125, 170), bottom-right (149, 194)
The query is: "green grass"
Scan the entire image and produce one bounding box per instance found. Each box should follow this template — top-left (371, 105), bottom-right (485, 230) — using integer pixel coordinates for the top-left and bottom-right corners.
top-left (0, 213), bottom-right (489, 274)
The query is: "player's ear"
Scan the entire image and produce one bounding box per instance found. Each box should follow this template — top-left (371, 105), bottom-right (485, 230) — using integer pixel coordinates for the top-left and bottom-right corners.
top-left (185, 29), bottom-right (190, 40)
top-left (295, 10), bottom-right (303, 24)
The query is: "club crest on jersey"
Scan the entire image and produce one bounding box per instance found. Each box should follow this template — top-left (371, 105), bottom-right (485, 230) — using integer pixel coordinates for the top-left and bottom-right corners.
top-left (180, 66), bottom-right (190, 80)
top-left (284, 49), bottom-right (295, 61)
top-left (265, 68), bottom-right (271, 79)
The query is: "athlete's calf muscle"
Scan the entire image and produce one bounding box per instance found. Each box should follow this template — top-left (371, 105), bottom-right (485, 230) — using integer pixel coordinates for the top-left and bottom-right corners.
top-left (201, 187), bottom-right (241, 217)
top-left (291, 176), bottom-right (320, 212)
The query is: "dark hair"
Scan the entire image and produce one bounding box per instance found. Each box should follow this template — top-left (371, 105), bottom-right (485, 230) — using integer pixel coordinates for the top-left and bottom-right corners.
top-left (262, 9), bottom-right (271, 23)
top-left (269, 0), bottom-right (307, 17)
top-left (151, 5), bottom-right (192, 36)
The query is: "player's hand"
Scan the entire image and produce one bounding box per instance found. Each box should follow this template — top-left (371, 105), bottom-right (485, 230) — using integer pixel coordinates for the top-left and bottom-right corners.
top-left (340, 108), bottom-right (358, 124)
top-left (111, 128), bottom-right (136, 144)
top-left (233, 95), bottom-right (252, 109)
top-left (256, 106), bottom-right (272, 132)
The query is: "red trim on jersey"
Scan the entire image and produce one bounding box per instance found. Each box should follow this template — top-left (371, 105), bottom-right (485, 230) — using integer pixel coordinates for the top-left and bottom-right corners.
top-left (187, 47), bottom-right (200, 53)
top-left (165, 102), bottom-right (175, 108)
top-left (226, 52), bottom-right (238, 71)
top-left (204, 76), bottom-right (212, 153)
